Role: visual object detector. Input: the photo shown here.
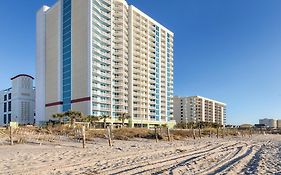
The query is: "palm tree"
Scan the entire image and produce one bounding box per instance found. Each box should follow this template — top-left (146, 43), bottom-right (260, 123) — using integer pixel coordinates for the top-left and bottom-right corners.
top-left (84, 115), bottom-right (100, 128)
top-left (64, 110), bottom-right (83, 126)
top-left (52, 113), bottom-right (64, 124)
top-left (212, 122), bottom-right (220, 129)
top-left (187, 122), bottom-right (195, 129)
top-left (100, 115), bottom-right (111, 128)
top-left (118, 112), bottom-right (130, 128)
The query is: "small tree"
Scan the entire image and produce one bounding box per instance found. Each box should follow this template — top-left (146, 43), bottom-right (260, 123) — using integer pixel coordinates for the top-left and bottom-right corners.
top-left (84, 115), bottom-right (100, 128)
top-left (161, 123), bottom-right (168, 128)
top-left (64, 110), bottom-right (83, 126)
top-left (118, 112), bottom-right (130, 128)
top-left (100, 115), bottom-right (111, 128)
top-left (52, 113), bottom-right (65, 124)
top-left (188, 122), bottom-right (195, 129)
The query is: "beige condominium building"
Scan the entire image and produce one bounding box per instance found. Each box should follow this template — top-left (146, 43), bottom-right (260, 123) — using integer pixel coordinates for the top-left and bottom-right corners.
top-left (259, 118), bottom-right (278, 128)
top-left (174, 96), bottom-right (226, 126)
top-left (36, 0), bottom-right (174, 127)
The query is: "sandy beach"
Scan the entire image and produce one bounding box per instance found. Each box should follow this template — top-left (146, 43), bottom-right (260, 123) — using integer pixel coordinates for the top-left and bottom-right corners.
top-left (0, 133), bottom-right (281, 175)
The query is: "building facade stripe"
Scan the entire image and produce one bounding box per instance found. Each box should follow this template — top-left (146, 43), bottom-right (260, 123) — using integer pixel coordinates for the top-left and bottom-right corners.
top-left (71, 97), bottom-right (91, 104)
top-left (45, 101), bottom-right (63, 107)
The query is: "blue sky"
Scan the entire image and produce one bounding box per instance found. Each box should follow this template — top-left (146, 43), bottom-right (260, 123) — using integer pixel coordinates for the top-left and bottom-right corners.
top-left (0, 0), bottom-right (281, 125)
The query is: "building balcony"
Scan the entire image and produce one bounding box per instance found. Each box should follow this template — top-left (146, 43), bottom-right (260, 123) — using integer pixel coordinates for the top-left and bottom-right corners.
top-left (93, 55), bottom-right (110, 64)
top-left (92, 98), bottom-right (111, 104)
top-left (93, 4), bottom-right (110, 20)
top-left (93, 48), bottom-right (110, 58)
top-left (92, 77), bottom-right (111, 84)
top-left (114, 95), bottom-right (126, 99)
top-left (149, 78), bottom-right (156, 84)
top-left (93, 42), bottom-right (111, 52)
top-left (113, 50), bottom-right (124, 56)
top-left (93, 84), bottom-right (111, 91)
top-left (112, 63), bottom-right (123, 68)
top-left (92, 19), bottom-right (111, 32)
top-left (113, 31), bottom-right (123, 38)
top-left (95, 0), bottom-right (111, 12)
top-left (113, 100), bottom-right (127, 105)
top-left (92, 90), bottom-right (111, 98)
top-left (93, 106), bottom-right (111, 111)
top-left (149, 68), bottom-right (156, 73)
top-left (149, 52), bottom-right (156, 58)
top-left (93, 35), bottom-right (111, 46)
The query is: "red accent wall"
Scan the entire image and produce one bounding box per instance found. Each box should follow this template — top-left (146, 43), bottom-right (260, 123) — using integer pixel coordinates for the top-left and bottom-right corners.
top-left (71, 97), bottom-right (91, 104)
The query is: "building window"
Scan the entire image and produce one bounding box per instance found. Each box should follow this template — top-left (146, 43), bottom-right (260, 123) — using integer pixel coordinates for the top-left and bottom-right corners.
top-left (62, 0), bottom-right (72, 112)
top-left (4, 114), bottom-right (6, 124)
top-left (4, 103), bottom-right (7, 112)
top-left (8, 101), bottom-right (11, 112)
top-left (8, 93), bottom-right (11, 100)
top-left (8, 114), bottom-right (11, 123)
top-left (4, 95), bottom-right (7, 101)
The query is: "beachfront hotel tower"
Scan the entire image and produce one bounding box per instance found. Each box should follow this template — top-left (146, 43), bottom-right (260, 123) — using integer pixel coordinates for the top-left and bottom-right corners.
top-left (36, 0), bottom-right (174, 127)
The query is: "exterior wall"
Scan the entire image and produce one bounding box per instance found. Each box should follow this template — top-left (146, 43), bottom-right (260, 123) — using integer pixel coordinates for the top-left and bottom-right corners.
top-left (71, 0), bottom-right (91, 115)
top-left (36, 6), bottom-right (50, 124)
top-left (174, 96), bottom-right (226, 126)
top-left (173, 96), bottom-right (193, 123)
top-left (45, 2), bottom-right (62, 120)
top-left (46, 106), bottom-right (60, 120)
top-left (173, 96), bottom-right (181, 123)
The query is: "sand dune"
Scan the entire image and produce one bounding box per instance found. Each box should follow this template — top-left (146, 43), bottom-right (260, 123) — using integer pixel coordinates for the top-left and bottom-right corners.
top-left (0, 135), bottom-right (280, 175)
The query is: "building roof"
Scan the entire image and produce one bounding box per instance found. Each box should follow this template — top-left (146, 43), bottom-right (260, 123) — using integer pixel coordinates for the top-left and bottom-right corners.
top-left (191, 96), bottom-right (226, 105)
top-left (11, 74), bottom-right (34, 80)
top-left (175, 95), bottom-right (226, 105)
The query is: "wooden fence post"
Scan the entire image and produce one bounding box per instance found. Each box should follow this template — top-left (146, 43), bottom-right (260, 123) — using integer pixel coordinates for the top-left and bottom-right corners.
top-left (155, 127), bottom-right (158, 143)
top-left (9, 126), bottom-right (13, 146)
top-left (192, 127), bottom-right (196, 140)
top-left (209, 130), bottom-right (211, 137)
top-left (191, 127), bottom-right (196, 139)
top-left (167, 128), bottom-right (171, 142)
top-left (222, 127), bottom-right (224, 138)
top-left (82, 126), bottom-right (86, 148)
top-left (226, 128), bottom-right (228, 136)
top-left (107, 126), bottom-right (113, 147)
top-left (199, 128), bottom-right (201, 139)
top-left (248, 129), bottom-right (251, 138)
top-left (216, 127), bottom-right (219, 139)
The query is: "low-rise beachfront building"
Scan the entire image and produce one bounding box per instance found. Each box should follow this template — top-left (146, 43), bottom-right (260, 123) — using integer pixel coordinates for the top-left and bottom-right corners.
top-left (277, 120), bottom-right (281, 129)
top-left (0, 74), bottom-right (35, 125)
top-left (173, 96), bottom-right (226, 126)
top-left (259, 118), bottom-right (277, 128)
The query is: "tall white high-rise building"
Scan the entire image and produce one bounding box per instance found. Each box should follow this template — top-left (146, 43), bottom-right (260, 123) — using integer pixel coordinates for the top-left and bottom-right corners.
top-left (174, 96), bottom-right (226, 126)
top-left (128, 6), bottom-right (174, 126)
top-left (36, 0), bottom-right (174, 127)
top-left (0, 74), bottom-right (35, 125)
